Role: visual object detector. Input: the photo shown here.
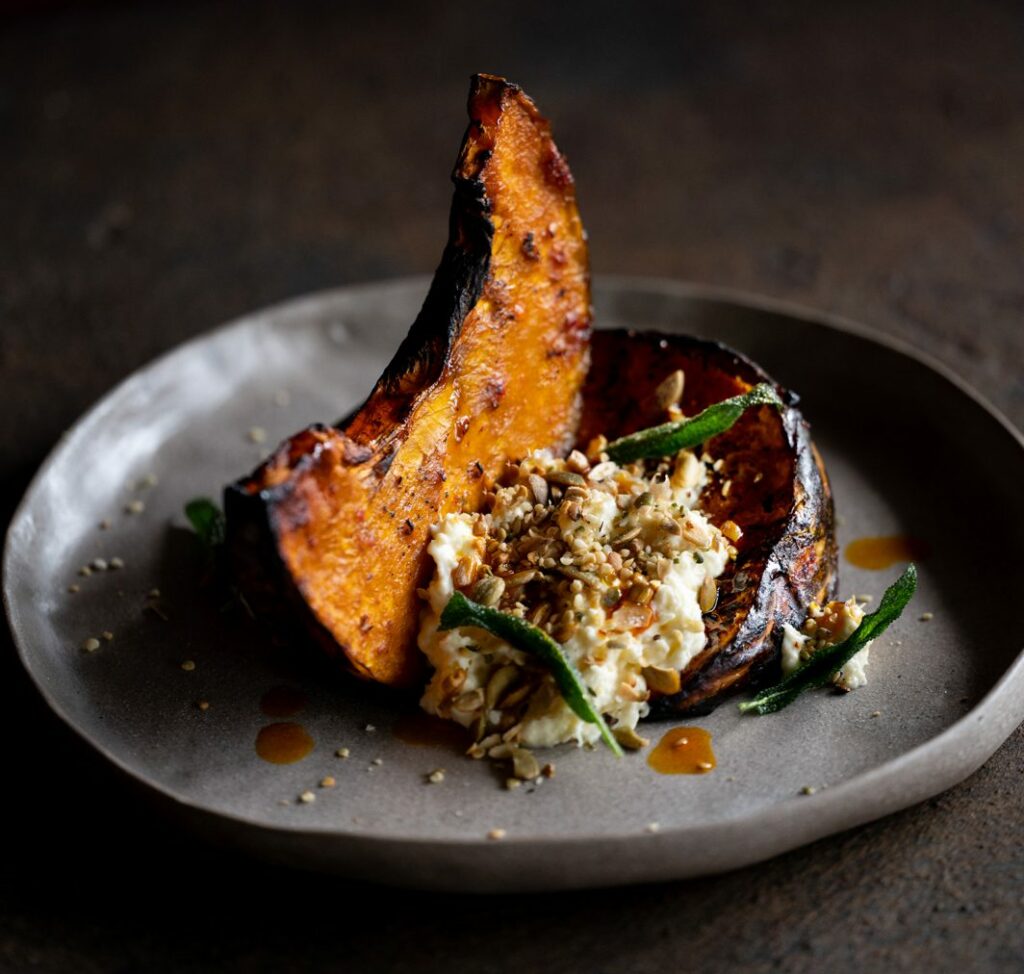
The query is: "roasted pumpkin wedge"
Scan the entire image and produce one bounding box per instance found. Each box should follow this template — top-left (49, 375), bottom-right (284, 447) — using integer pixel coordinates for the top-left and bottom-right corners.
top-left (577, 330), bottom-right (836, 714)
top-left (225, 74), bottom-right (591, 687)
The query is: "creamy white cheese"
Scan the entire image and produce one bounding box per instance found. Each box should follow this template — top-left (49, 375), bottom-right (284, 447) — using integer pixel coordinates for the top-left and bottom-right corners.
top-left (780, 597), bottom-right (872, 692)
top-left (417, 449), bottom-right (729, 749)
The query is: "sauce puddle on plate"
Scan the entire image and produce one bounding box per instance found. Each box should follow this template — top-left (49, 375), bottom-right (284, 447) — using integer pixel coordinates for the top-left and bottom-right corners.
top-left (392, 711), bottom-right (472, 750)
top-left (255, 722), bottom-right (314, 764)
top-left (648, 727), bottom-right (716, 775)
top-left (260, 685), bottom-right (308, 718)
top-left (844, 535), bottom-right (929, 571)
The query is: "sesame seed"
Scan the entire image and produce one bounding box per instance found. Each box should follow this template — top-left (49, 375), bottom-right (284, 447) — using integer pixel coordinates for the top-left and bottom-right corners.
top-left (335, 747), bottom-right (350, 759)
top-left (91, 558), bottom-right (108, 572)
top-left (109, 557), bottom-right (124, 570)
top-left (371, 757), bottom-right (383, 766)
top-left (80, 637), bottom-right (100, 652)
top-left (298, 790), bottom-right (316, 804)
top-left (78, 566), bottom-right (92, 577)
top-left (138, 473), bottom-right (158, 489)
top-left (364, 723), bottom-right (376, 733)
top-left (487, 828), bottom-right (506, 841)
top-left (645, 822), bottom-right (660, 834)
top-left (319, 776), bottom-right (336, 788)
top-left (67, 584), bottom-right (80, 594)
top-left (101, 631), bottom-right (114, 641)
top-left (198, 700), bottom-right (210, 711)
top-left (180, 660), bottom-right (196, 672)
top-left (919, 612), bottom-right (934, 622)
top-left (125, 499), bottom-right (145, 515)
top-left (247, 426), bottom-right (267, 444)
top-left (870, 711), bottom-right (882, 718)
top-left (801, 786), bottom-right (816, 796)
top-left (428, 769), bottom-right (446, 784)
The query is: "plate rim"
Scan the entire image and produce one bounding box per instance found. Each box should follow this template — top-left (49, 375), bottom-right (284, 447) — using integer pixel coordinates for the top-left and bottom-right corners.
top-left (5, 275), bottom-right (1024, 888)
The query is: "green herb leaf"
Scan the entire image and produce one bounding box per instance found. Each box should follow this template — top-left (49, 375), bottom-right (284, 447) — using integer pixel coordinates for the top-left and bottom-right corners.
top-left (439, 592), bottom-right (623, 757)
top-left (184, 497), bottom-right (226, 552)
top-left (739, 564), bottom-right (918, 716)
top-left (605, 383), bottom-right (783, 463)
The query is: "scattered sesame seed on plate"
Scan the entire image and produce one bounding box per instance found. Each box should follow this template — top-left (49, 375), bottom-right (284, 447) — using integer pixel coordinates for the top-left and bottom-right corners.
top-left (78, 566), bottom-right (92, 577)
top-left (645, 822), bottom-right (660, 834)
top-left (91, 557), bottom-right (108, 571)
top-left (919, 612), bottom-right (934, 621)
top-left (101, 631), bottom-right (114, 641)
top-left (428, 769), bottom-right (446, 784)
top-left (198, 700), bottom-right (210, 711)
top-left (801, 786), bottom-right (817, 795)
top-left (180, 659), bottom-right (196, 672)
top-left (298, 790), bottom-right (316, 804)
top-left (80, 637), bottom-right (100, 652)
top-left (364, 723), bottom-right (376, 733)
top-left (371, 757), bottom-right (383, 766)
top-left (109, 556), bottom-right (124, 570)
top-left (247, 426), bottom-right (267, 444)
top-left (319, 776), bottom-right (336, 788)
top-left (487, 828), bottom-right (506, 841)
top-left (125, 499), bottom-right (145, 515)
top-left (67, 584), bottom-right (80, 594)
top-left (335, 747), bottom-right (350, 759)
top-left (870, 710), bottom-right (882, 718)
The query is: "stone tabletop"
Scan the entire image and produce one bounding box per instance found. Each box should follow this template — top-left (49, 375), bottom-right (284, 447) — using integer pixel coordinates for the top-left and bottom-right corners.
top-left (2, 2), bottom-right (1022, 971)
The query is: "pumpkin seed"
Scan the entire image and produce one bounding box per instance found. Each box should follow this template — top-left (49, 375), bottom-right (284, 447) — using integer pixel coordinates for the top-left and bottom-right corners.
top-left (452, 687), bottom-right (484, 713)
top-left (546, 470), bottom-right (586, 488)
top-left (506, 568), bottom-right (539, 588)
top-left (642, 665), bottom-right (682, 694)
top-left (654, 369), bottom-right (685, 410)
top-left (528, 473), bottom-right (549, 505)
top-left (557, 565), bottom-right (601, 588)
top-left (472, 575), bottom-right (506, 607)
top-left (613, 725), bottom-right (650, 750)
top-left (485, 665), bottom-right (519, 711)
top-left (699, 576), bottom-right (718, 614)
top-left (511, 746), bottom-right (540, 780)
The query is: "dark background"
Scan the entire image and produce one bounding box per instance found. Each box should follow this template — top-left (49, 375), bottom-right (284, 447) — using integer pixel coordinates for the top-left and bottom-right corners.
top-left (2, 2), bottom-right (1023, 971)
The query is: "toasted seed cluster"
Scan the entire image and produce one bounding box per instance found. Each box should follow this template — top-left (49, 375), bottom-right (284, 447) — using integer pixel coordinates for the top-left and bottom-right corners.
top-left (421, 434), bottom-right (733, 777)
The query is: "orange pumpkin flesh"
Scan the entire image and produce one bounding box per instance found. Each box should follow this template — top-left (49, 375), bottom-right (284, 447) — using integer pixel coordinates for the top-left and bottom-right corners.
top-left (226, 75), bottom-right (591, 687)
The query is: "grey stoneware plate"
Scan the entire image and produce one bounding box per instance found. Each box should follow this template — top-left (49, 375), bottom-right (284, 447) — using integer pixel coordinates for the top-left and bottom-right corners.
top-left (6, 278), bottom-right (1024, 892)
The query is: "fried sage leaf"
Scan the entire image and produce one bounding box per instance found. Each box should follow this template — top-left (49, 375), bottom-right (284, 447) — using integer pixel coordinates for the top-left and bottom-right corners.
top-left (605, 382), bottom-right (782, 463)
top-left (439, 592), bottom-right (623, 756)
top-left (739, 564), bottom-right (918, 716)
top-left (184, 497), bottom-right (226, 552)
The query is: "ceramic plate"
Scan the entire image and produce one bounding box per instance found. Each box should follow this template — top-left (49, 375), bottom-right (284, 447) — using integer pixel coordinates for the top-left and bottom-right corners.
top-left (6, 278), bottom-right (1024, 892)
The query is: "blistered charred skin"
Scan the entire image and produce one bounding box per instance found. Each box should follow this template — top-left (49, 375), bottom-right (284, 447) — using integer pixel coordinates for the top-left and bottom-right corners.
top-left (225, 74), bottom-right (592, 687)
top-left (578, 330), bottom-right (837, 715)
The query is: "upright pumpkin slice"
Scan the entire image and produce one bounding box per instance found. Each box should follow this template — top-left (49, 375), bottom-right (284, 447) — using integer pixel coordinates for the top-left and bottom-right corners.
top-left (226, 74), bottom-right (591, 687)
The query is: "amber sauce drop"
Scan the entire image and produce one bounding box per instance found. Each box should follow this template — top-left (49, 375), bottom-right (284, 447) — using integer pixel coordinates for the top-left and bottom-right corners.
top-left (844, 535), bottom-right (930, 571)
top-left (392, 711), bottom-right (472, 751)
top-left (259, 685), bottom-right (309, 718)
top-left (255, 722), bottom-right (315, 764)
top-left (647, 727), bottom-right (716, 775)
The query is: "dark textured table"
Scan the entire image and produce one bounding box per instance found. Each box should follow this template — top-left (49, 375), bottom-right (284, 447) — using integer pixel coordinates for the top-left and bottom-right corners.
top-left (3, 3), bottom-right (1022, 971)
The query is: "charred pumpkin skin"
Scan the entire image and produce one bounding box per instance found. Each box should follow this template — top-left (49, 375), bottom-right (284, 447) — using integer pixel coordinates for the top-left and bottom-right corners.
top-left (578, 330), bottom-right (837, 714)
top-left (226, 75), bottom-right (591, 687)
